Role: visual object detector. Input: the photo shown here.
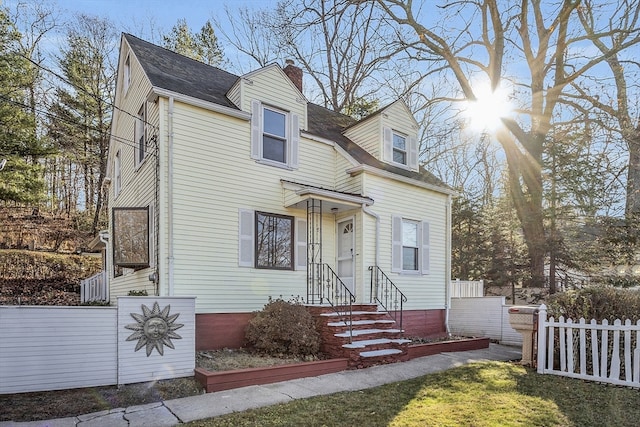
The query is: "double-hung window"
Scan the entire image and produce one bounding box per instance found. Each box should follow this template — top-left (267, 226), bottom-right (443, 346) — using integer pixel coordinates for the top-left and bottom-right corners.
top-left (135, 104), bottom-right (146, 166)
top-left (383, 127), bottom-right (418, 170)
top-left (393, 132), bottom-right (407, 165)
top-left (392, 215), bottom-right (430, 274)
top-left (262, 107), bottom-right (287, 163)
top-left (250, 100), bottom-right (299, 169)
top-left (401, 220), bottom-right (419, 271)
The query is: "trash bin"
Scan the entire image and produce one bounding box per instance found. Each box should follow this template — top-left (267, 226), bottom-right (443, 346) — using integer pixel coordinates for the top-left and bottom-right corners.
top-left (508, 306), bottom-right (539, 366)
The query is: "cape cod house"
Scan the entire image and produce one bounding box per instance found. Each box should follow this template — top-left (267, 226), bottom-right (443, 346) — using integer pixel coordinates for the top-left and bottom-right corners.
top-left (104, 33), bottom-right (455, 359)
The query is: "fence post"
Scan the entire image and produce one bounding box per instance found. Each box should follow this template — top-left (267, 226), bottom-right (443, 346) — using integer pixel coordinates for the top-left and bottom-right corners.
top-left (537, 304), bottom-right (547, 373)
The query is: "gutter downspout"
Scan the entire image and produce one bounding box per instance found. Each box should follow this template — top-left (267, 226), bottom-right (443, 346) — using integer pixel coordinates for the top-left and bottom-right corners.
top-left (168, 96), bottom-right (175, 296)
top-left (445, 194), bottom-right (452, 336)
top-left (98, 230), bottom-right (110, 302)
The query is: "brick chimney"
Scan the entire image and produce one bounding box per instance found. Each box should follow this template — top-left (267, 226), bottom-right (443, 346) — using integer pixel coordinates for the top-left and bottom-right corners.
top-left (283, 59), bottom-right (303, 93)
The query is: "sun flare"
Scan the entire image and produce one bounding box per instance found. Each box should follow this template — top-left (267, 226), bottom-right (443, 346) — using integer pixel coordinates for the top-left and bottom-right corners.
top-left (463, 82), bottom-right (513, 133)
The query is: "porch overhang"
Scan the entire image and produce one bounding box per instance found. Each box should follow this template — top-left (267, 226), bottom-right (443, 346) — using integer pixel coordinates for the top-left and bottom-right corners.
top-left (281, 180), bottom-right (374, 213)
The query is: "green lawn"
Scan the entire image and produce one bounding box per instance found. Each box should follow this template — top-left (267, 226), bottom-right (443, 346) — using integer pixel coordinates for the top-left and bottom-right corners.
top-left (185, 361), bottom-right (640, 427)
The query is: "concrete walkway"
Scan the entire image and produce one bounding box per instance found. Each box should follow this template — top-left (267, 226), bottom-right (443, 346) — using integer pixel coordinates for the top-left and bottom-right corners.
top-left (2, 344), bottom-right (521, 427)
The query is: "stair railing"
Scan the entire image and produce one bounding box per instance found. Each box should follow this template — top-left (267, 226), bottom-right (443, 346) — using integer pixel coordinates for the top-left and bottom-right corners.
top-left (308, 262), bottom-right (355, 342)
top-left (369, 265), bottom-right (407, 331)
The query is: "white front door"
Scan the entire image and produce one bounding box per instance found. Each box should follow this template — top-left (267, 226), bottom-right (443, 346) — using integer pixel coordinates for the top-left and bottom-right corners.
top-left (337, 218), bottom-right (355, 295)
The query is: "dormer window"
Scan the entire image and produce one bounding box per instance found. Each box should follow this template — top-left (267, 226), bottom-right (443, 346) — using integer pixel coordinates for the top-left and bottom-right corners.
top-left (383, 126), bottom-right (418, 171)
top-left (251, 100), bottom-right (299, 169)
top-left (393, 132), bottom-right (407, 165)
top-left (263, 107), bottom-right (287, 163)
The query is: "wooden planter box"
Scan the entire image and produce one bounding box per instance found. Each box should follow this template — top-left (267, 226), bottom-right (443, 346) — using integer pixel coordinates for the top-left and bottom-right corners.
top-left (195, 358), bottom-right (349, 393)
top-left (407, 337), bottom-right (490, 359)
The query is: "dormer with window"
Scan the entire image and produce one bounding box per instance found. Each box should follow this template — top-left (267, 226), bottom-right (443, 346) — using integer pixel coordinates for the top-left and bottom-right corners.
top-left (227, 63), bottom-right (307, 170)
top-left (344, 100), bottom-right (420, 171)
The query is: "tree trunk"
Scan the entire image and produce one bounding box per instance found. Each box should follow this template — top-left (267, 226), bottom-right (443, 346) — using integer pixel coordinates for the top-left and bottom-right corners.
top-left (626, 125), bottom-right (640, 217)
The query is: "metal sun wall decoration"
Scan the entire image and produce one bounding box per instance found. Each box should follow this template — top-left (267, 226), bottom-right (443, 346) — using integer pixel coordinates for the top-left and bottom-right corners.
top-left (125, 302), bottom-right (184, 356)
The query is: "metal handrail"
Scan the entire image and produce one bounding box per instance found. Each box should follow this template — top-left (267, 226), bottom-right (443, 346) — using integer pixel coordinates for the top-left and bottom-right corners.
top-left (308, 262), bottom-right (355, 342)
top-left (369, 265), bottom-right (407, 331)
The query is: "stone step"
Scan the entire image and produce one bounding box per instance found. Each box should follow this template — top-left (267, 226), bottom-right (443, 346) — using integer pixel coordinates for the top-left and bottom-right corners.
top-left (342, 338), bottom-right (412, 349)
top-left (327, 319), bottom-right (395, 327)
top-left (320, 310), bottom-right (388, 317)
top-left (334, 328), bottom-right (402, 338)
top-left (360, 348), bottom-right (404, 358)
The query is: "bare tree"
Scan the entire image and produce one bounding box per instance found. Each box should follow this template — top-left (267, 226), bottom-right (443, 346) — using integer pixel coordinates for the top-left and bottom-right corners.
top-left (219, 0), bottom-right (406, 115)
top-left (375, 0), bottom-right (640, 286)
top-left (575, 0), bottom-right (640, 218)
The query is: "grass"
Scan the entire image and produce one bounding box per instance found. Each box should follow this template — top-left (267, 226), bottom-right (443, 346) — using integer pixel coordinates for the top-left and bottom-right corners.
top-left (185, 362), bottom-right (640, 427)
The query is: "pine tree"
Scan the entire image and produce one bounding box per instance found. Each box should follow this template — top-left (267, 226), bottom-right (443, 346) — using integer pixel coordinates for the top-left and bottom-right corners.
top-left (0, 8), bottom-right (46, 204)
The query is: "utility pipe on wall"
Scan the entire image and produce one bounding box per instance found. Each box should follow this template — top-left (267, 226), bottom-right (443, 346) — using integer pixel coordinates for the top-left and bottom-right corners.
top-left (168, 96), bottom-right (175, 296)
top-left (445, 194), bottom-right (452, 335)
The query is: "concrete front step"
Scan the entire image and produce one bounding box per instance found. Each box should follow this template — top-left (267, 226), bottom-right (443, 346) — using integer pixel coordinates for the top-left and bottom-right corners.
top-left (327, 319), bottom-right (395, 327)
top-left (335, 328), bottom-right (402, 338)
top-left (342, 338), bottom-right (412, 349)
top-left (320, 310), bottom-right (388, 317)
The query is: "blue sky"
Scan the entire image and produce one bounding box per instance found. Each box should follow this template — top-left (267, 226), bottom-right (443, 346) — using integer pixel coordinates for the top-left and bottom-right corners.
top-left (6, 0), bottom-right (276, 45)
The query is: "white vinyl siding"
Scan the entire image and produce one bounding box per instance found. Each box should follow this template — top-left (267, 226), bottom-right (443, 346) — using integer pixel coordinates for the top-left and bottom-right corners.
top-left (107, 40), bottom-right (157, 300)
top-left (365, 173), bottom-right (447, 310)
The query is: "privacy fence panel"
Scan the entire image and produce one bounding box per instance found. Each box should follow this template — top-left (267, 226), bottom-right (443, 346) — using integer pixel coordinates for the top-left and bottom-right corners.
top-left (537, 304), bottom-right (640, 388)
top-left (449, 296), bottom-right (521, 345)
top-left (0, 306), bottom-right (118, 394)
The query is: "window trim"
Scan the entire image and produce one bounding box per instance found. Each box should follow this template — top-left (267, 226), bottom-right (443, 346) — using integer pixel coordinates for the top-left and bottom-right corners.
top-left (254, 211), bottom-right (295, 271)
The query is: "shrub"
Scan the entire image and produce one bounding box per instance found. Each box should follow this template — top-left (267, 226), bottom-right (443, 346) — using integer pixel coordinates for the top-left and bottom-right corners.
top-left (245, 297), bottom-right (320, 357)
top-left (547, 287), bottom-right (640, 322)
top-left (127, 290), bottom-right (148, 296)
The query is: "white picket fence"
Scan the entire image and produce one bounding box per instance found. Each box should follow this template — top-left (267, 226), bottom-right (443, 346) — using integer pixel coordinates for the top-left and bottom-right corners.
top-left (80, 270), bottom-right (108, 303)
top-left (537, 304), bottom-right (640, 388)
top-left (450, 279), bottom-right (484, 298)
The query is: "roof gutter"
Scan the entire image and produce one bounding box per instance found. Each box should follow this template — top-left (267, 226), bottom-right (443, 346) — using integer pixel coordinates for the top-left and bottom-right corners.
top-left (153, 87), bottom-right (251, 121)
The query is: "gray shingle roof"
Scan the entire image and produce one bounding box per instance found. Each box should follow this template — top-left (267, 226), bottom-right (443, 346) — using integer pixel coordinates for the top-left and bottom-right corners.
top-left (124, 33), bottom-right (449, 191)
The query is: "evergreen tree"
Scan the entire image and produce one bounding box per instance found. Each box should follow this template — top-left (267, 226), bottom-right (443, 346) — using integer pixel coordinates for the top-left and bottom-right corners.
top-left (0, 8), bottom-right (46, 204)
top-left (47, 14), bottom-right (116, 232)
top-left (163, 19), bottom-right (223, 66)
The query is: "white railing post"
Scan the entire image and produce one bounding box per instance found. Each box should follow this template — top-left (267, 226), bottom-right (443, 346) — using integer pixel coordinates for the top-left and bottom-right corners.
top-left (537, 304), bottom-right (547, 373)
